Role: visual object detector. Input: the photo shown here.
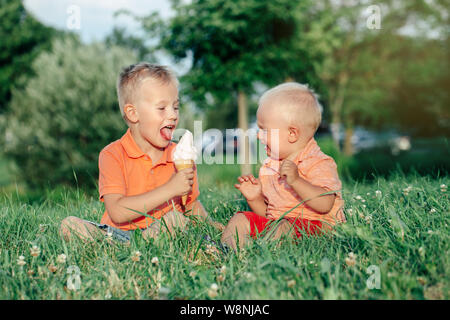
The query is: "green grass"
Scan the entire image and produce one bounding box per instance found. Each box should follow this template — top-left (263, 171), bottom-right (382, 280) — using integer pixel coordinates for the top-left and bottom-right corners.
top-left (0, 168), bottom-right (448, 300)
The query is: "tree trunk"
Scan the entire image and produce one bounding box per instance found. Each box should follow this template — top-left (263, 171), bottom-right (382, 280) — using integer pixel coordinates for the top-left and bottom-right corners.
top-left (329, 71), bottom-right (349, 152)
top-left (238, 91), bottom-right (252, 175)
top-left (343, 119), bottom-right (354, 156)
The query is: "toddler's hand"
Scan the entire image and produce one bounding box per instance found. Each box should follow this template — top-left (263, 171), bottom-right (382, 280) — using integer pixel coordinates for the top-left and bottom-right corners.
top-left (167, 168), bottom-right (194, 197)
top-left (234, 175), bottom-right (262, 202)
top-left (280, 159), bottom-right (300, 186)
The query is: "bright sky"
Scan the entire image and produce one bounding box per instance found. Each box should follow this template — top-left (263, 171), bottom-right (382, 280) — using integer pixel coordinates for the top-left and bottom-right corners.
top-left (24, 0), bottom-right (173, 43)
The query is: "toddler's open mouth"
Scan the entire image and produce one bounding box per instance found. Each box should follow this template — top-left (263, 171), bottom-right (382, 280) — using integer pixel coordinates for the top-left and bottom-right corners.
top-left (160, 125), bottom-right (175, 141)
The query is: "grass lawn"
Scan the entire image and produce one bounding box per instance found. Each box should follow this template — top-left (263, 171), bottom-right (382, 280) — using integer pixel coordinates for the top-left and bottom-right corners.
top-left (0, 166), bottom-right (448, 300)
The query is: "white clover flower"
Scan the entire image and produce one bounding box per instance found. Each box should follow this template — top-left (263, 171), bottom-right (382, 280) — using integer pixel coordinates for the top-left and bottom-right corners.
top-left (429, 208), bottom-right (436, 214)
top-left (287, 279), bottom-right (296, 288)
top-left (56, 254), bottom-right (66, 264)
top-left (151, 256), bottom-right (159, 265)
top-left (365, 215), bottom-right (372, 224)
top-left (219, 265), bottom-right (227, 274)
top-left (403, 186), bottom-right (412, 196)
top-left (362, 204), bottom-right (367, 209)
top-left (17, 255), bottom-right (26, 266)
top-left (375, 190), bottom-right (382, 197)
top-left (361, 199), bottom-right (366, 203)
top-left (30, 245), bottom-right (40, 257)
top-left (105, 232), bottom-right (113, 241)
top-left (131, 251), bottom-right (142, 262)
top-left (355, 195), bottom-right (362, 200)
top-left (440, 184), bottom-right (447, 192)
top-left (210, 283), bottom-right (218, 291)
top-left (345, 252), bottom-right (357, 267)
top-left (189, 271), bottom-right (197, 278)
top-left (347, 208), bottom-right (353, 215)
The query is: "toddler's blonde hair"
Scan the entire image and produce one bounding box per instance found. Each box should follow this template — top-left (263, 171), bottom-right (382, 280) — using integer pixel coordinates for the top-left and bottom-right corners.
top-left (259, 82), bottom-right (323, 137)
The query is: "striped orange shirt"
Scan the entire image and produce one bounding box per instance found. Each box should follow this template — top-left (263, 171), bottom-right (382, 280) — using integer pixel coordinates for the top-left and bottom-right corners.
top-left (259, 138), bottom-right (345, 227)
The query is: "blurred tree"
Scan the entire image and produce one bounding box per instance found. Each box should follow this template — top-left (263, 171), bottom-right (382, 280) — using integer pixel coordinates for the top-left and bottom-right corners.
top-left (139, 0), bottom-right (319, 174)
top-left (300, 0), bottom-right (449, 155)
top-left (105, 26), bottom-right (152, 61)
top-left (0, 0), bottom-right (58, 113)
top-left (2, 37), bottom-right (136, 189)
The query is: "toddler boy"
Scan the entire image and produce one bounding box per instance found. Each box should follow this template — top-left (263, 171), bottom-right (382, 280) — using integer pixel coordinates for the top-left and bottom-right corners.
top-left (221, 82), bottom-right (345, 250)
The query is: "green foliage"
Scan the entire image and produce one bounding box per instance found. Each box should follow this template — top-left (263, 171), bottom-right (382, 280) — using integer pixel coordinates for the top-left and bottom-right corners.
top-left (0, 0), bottom-right (58, 112)
top-left (0, 173), bottom-right (448, 299)
top-left (141, 0), bottom-right (319, 111)
top-left (2, 37), bottom-right (137, 189)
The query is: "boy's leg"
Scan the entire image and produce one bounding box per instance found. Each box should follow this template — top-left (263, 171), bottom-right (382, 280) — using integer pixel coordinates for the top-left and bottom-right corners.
top-left (220, 212), bottom-right (252, 251)
top-left (59, 216), bottom-right (103, 241)
top-left (141, 210), bottom-right (189, 240)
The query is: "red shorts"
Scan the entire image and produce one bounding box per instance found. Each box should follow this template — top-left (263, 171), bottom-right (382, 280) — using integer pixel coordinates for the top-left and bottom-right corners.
top-left (240, 211), bottom-right (323, 239)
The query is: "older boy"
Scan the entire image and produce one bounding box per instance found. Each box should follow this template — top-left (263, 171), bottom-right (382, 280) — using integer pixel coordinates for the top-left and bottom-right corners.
top-left (60, 63), bottom-right (223, 242)
top-left (221, 82), bottom-right (345, 250)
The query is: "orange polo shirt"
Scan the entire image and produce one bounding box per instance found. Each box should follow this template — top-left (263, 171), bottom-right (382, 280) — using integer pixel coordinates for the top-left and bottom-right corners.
top-left (259, 138), bottom-right (345, 227)
top-left (98, 128), bottom-right (200, 231)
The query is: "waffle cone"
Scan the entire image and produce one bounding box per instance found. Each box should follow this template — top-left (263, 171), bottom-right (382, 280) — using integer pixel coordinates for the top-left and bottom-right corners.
top-left (174, 160), bottom-right (194, 205)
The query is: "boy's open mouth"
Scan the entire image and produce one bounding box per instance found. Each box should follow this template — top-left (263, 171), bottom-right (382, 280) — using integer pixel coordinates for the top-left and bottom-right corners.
top-left (160, 125), bottom-right (175, 141)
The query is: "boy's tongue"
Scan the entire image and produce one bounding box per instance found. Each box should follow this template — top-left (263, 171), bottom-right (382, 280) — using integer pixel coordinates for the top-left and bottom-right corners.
top-left (160, 127), bottom-right (172, 141)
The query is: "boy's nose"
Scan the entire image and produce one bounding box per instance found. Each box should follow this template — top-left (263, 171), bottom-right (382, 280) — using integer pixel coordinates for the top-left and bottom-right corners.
top-left (168, 108), bottom-right (178, 120)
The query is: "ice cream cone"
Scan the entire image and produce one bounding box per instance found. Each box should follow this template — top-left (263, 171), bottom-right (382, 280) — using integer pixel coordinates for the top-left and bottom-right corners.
top-left (174, 159), bottom-right (194, 206)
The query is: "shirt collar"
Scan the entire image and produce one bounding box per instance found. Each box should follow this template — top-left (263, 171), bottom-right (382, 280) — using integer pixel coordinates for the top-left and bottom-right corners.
top-left (293, 138), bottom-right (319, 164)
top-left (263, 138), bottom-right (319, 168)
top-left (120, 128), bottom-right (174, 164)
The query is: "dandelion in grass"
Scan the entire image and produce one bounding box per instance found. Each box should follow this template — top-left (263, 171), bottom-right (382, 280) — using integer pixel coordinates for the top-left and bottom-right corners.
top-left (17, 256), bottom-right (26, 267)
top-left (345, 252), bottom-right (357, 267)
top-left (30, 245), bottom-right (40, 257)
top-left (287, 279), bottom-right (296, 288)
top-left (208, 283), bottom-right (218, 298)
top-left (131, 251), bottom-right (142, 262)
top-left (440, 184), bottom-right (447, 192)
top-left (151, 256), bottom-right (159, 266)
top-left (56, 254), bottom-right (66, 264)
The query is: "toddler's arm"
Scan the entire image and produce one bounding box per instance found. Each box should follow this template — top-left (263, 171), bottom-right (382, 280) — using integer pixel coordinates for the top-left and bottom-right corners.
top-left (235, 175), bottom-right (268, 217)
top-left (280, 160), bottom-right (336, 214)
top-left (103, 168), bottom-right (194, 224)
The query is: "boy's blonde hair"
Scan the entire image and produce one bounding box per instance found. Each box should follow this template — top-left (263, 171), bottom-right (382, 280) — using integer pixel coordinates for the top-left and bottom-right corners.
top-left (259, 82), bottom-right (323, 137)
top-left (117, 62), bottom-right (179, 119)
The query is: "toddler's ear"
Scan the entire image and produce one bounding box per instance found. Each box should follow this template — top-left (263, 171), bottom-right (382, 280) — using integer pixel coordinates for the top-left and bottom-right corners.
top-left (287, 126), bottom-right (300, 143)
top-left (124, 104), bottom-right (138, 123)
